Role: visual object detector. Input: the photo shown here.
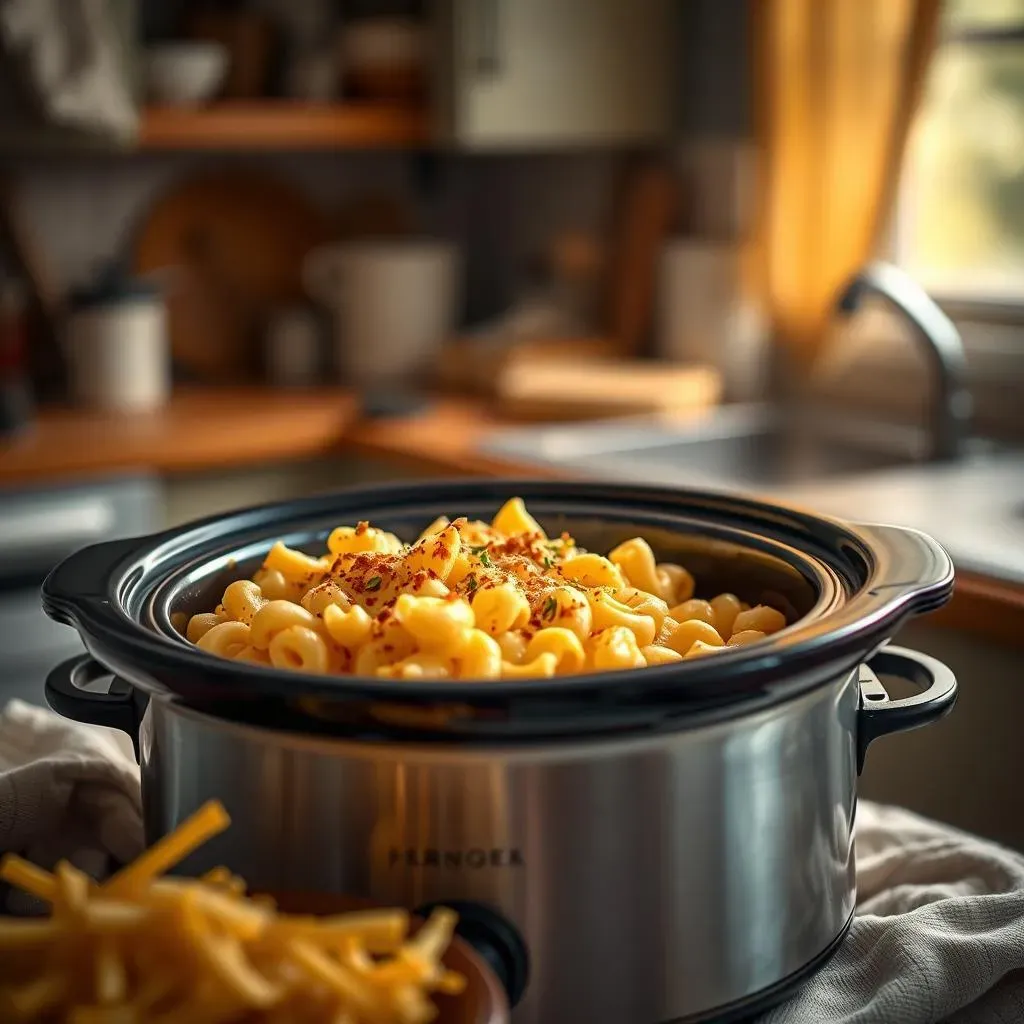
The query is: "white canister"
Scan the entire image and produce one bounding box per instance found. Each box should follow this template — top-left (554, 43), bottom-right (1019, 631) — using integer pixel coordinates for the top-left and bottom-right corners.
top-left (302, 241), bottom-right (459, 389)
top-left (65, 282), bottom-right (170, 412)
top-left (263, 305), bottom-right (324, 387)
top-left (655, 238), bottom-right (767, 402)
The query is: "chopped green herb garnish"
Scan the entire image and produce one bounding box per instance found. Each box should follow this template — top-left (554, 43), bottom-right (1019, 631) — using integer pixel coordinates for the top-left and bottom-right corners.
top-left (542, 555), bottom-right (554, 568)
top-left (466, 573), bottom-right (478, 592)
top-left (478, 550), bottom-right (493, 568)
top-left (365, 575), bottom-right (382, 591)
top-left (543, 595), bottom-right (558, 620)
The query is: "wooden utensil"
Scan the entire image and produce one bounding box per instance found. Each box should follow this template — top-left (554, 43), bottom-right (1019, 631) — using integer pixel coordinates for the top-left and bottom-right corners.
top-left (603, 158), bottom-right (680, 357)
top-left (188, 8), bottom-right (275, 99)
top-left (0, 176), bottom-right (65, 395)
top-left (134, 168), bottom-right (329, 382)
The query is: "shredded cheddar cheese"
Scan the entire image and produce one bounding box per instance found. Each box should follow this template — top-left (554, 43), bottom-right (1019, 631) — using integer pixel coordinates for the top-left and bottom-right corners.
top-left (0, 801), bottom-right (464, 1023)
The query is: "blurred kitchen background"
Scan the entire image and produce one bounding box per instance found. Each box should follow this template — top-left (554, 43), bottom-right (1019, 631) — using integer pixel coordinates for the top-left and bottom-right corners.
top-left (1, 0), bottom-right (1023, 844)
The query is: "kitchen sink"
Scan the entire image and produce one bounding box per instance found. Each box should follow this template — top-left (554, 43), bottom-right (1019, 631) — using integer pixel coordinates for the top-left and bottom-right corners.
top-left (479, 404), bottom-right (995, 492)
top-left (478, 261), bottom-right (1016, 492)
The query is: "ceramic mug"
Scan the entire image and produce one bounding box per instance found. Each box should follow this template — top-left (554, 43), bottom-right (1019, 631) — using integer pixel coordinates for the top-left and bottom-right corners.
top-left (303, 241), bottom-right (460, 389)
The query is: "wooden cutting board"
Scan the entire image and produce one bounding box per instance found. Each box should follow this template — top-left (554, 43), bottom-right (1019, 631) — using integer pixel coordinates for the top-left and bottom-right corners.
top-left (496, 358), bottom-right (722, 421)
top-left (133, 169), bottom-right (329, 382)
top-left (437, 336), bottom-right (619, 395)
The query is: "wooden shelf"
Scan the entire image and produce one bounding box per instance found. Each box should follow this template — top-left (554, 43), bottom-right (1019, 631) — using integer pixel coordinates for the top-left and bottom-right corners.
top-left (0, 387), bottom-right (360, 485)
top-left (139, 102), bottom-right (431, 150)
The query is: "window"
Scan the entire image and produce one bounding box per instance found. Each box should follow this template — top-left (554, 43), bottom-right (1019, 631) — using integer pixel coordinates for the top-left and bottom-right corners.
top-left (897, 0), bottom-right (1024, 306)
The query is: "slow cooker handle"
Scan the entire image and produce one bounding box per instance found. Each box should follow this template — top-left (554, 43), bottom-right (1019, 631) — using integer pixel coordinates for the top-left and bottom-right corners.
top-left (45, 655), bottom-right (144, 761)
top-left (42, 536), bottom-right (145, 635)
top-left (858, 645), bottom-right (957, 773)
top-left (852, 522), bottom-right (955, 617)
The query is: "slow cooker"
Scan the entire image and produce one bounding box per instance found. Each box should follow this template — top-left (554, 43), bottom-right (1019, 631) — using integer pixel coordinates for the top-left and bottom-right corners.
top-left (41, 480), bottom-right (958, 1024)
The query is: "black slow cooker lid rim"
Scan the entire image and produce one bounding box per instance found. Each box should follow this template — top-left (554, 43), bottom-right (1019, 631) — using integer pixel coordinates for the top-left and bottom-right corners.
top-left (98, 477), bottom-right (874, 581)
top-left (140, 501), bottom-right (849, 662)
top-left (57, 572), bottom-right (932, 708)
top-left (43, 479), bottom-right (953, 711)
top-left (127, 515), bottom-right (845, 702)
top-left (63, 597), bottom-right (908, 746)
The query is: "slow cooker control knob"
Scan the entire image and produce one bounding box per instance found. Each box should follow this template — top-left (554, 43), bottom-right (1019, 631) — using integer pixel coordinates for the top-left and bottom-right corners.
top-left (415, 899), bottom-right (529, 1008)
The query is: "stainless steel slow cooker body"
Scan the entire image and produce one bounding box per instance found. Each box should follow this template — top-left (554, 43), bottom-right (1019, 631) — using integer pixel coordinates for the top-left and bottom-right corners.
top-left (42, 480), bottom-right (959, 1024)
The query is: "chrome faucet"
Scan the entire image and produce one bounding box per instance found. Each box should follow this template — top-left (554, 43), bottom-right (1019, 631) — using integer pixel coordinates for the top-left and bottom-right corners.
top-left (834, 261), bottom-right (973, 462)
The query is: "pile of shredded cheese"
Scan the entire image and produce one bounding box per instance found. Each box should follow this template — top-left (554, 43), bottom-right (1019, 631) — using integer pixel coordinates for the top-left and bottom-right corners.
top-left (0, 801), bottom-right (465, 1023)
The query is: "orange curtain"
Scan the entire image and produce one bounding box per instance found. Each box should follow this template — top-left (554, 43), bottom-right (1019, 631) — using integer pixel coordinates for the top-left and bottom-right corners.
top-left (751, 0), bottom-right (942, 365)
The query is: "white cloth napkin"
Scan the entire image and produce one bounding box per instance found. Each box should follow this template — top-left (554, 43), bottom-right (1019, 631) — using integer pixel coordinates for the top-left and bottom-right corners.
top-left (2, 699), bottom-right (1024, 1023)
top-left (759, 803), bottom-right (1024, 1024)
top-left (0, 699), bottom-right (142, 913)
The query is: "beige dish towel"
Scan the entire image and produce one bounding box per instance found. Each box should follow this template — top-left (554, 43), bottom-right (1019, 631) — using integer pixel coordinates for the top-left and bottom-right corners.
top-left (760, 801), bottom-right (1024, 1023)
top-left (0, 698), bottom-right (142, 913)
top-left (1, 698), bottom-right (1024, 1023)
top-left (0, 0), bottom-right (137, 138)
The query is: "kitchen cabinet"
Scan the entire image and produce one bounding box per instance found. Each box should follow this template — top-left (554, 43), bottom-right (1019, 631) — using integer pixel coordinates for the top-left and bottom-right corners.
top-left (861, 620), bottom-right (1024, 852)
top-left (434, 0), bottom-right (676, 148)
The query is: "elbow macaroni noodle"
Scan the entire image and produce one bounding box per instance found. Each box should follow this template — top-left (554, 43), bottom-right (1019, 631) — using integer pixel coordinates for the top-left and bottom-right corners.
top-left (187, 498), bottom-right (789, 681)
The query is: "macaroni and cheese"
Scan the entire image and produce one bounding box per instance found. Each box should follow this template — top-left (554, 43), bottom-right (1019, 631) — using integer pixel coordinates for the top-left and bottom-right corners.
top-left (185, 497), bottom-right (788, 680)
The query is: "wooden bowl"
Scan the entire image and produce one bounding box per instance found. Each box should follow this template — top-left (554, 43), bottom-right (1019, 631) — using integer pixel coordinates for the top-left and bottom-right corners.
top-left (267, 892), bottom-right (510, 1024)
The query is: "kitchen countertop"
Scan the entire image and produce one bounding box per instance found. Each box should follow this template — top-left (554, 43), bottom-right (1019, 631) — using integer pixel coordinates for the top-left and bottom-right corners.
top-left (343, 399), bottom-right (1024, 647)
top-left (2, 389), bottom-right (1022, 644)
top-left (0, 389), bottom-right (555, 487)
top-left (753, 456), bottom-right (1024, 647)
top-left (770, 457), bottom-right (1024, 586)
top-left (0, 388), bottom-right (361, 486)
